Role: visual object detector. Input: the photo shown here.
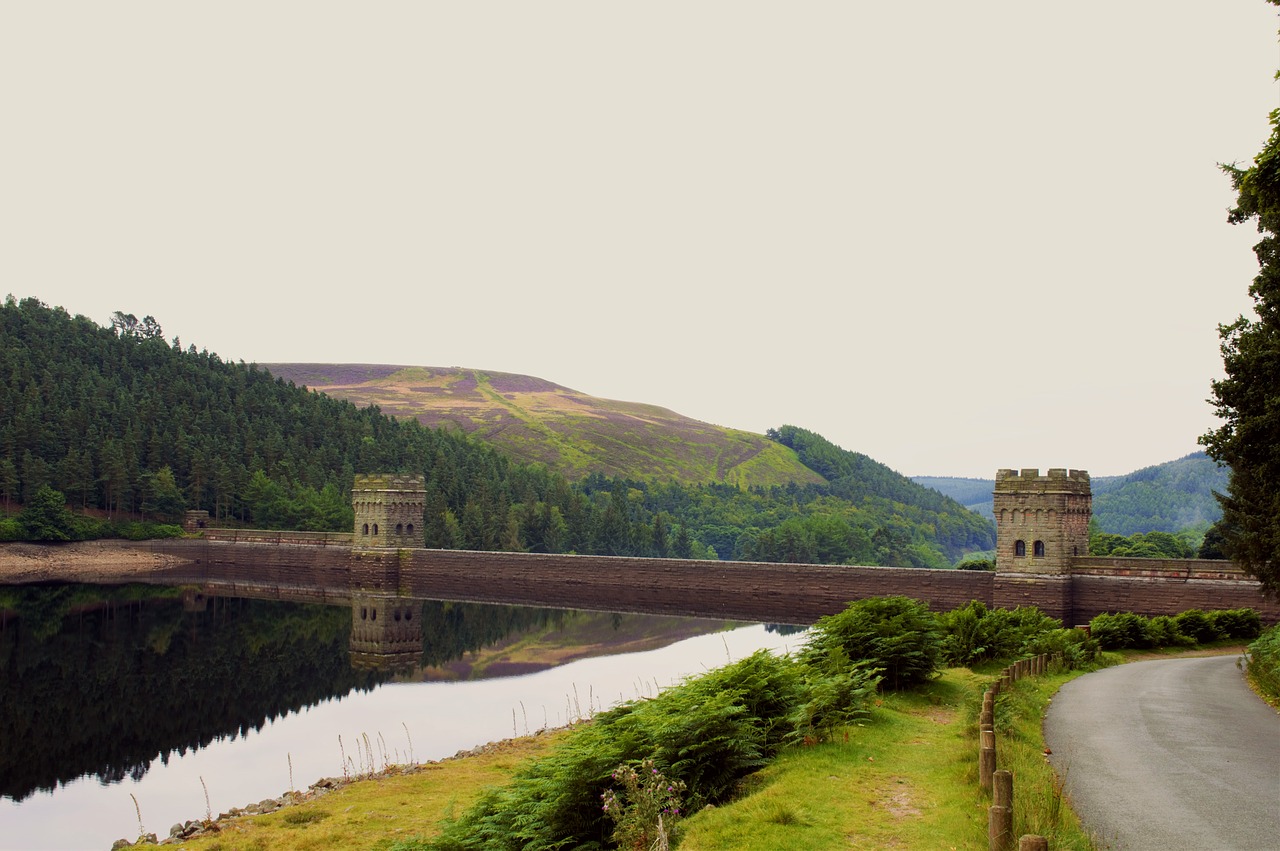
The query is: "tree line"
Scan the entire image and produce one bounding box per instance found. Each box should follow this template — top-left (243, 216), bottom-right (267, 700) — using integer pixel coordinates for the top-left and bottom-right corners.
top-left (0, 296), bottom-right (993, 566)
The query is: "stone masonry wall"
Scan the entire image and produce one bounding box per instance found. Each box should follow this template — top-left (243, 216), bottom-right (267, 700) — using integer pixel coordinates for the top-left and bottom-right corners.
top-left (147, 539), bottom-right (1279, 626)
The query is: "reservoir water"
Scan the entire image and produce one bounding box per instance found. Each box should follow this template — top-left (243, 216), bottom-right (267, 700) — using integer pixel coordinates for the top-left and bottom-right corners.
top-left (0, 583), bottom-right (807, 850)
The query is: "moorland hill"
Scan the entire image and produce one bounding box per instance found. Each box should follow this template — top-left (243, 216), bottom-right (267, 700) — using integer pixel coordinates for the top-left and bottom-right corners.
top-left (263, 364), bottom-right (824, 489)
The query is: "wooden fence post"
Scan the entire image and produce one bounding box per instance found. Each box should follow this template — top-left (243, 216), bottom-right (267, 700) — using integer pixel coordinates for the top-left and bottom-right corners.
top-left (979, 727), bottom-right (996, 791)
top-left (989, 769), bottom-right (1014, 851)
top-left (1018, 836), bottom-right (1048, 851)
top-left (993, 769), bottom-right (1013, 809)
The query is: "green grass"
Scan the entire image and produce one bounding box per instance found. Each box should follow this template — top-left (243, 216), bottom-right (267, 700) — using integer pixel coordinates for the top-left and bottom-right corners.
top-left (679, 667), bottom-right (1096, 851)
top-left (170, 665), bottom-right (1111, 851)
top-left (171, 733), bottom-right (568, 851)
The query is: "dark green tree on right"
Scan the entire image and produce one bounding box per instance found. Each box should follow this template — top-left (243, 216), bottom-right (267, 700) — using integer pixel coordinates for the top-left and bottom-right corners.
top-left (1201, 14), bottom-right (1280, 594)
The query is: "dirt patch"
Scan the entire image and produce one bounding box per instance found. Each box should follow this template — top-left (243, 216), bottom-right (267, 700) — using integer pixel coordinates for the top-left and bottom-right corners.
top-left (900, 703), bottom-right (956, 726)
top-left (0, 541), bottom-right (183, 585)
top-left (872, 778), bottom-right (922, 819)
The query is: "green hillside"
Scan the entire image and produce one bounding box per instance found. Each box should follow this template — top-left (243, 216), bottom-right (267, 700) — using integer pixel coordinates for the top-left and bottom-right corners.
top-left (911, 477), bottom-right (994, 519)
top-left (262, 364), bottom-right (823, 489)
top-left (1091, 452), bottom-right (1227, 535)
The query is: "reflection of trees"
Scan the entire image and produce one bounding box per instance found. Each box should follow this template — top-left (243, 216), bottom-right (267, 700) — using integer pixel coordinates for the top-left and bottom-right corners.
top-left (0, 585), bottom-right (385, 802)
top-left (0, 584), bottom-right (722, 803)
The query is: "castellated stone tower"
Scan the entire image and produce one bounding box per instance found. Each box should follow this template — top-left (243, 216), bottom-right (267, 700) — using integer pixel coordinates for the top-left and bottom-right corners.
top-left (993, 468), bottom-right (1091, 574)
top-left (352, 473), bottom-right (426, 549)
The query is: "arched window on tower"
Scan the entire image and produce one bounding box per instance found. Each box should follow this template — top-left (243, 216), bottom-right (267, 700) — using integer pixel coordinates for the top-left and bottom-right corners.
top-left (372, 523), bottom-right (379, 536)
top-left (1015, 540), bottom-right (1026, 557)
top-left (362, 523), bottom-right (369, 535)
top-left (1033, 540), bottom-right (1045, 557)
top-left (396, 523), bottom-right (403, 535)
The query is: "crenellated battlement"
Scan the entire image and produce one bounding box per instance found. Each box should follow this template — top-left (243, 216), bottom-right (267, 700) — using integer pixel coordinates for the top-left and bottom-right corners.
top-left (995, 468), bottom-right (1090, 488)
top-left (353, 474), bottom-right (428, 494)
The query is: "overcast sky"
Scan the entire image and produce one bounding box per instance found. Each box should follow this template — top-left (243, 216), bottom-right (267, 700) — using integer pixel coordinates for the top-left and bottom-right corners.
top-left (3, 2), bottom-right (1277, 479)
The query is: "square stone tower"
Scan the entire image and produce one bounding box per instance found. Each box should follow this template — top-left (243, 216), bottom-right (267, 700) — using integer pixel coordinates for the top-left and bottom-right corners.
top-left (352, 473), bottom-right (427, 550)
top-left (993, 468), bottom-right (1091, 574)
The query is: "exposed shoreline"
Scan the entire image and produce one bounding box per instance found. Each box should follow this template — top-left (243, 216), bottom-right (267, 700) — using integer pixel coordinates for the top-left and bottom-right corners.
top-left (0, 540), bottom-right (185, 585)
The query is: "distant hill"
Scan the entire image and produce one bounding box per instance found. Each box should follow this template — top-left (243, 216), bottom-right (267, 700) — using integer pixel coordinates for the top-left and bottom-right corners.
top-left (913, 452), bottom-right (1227, 535)
top-left (1091, 452), bottom-right (1227, 535)
top-left (910, 477), bottom-right (994, 520)
top-left (264, 364), bottom-right (824, 489)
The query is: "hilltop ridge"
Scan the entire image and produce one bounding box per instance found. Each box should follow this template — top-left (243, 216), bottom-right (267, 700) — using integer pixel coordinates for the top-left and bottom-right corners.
top-left (264, 363), bottom-right (824, 489)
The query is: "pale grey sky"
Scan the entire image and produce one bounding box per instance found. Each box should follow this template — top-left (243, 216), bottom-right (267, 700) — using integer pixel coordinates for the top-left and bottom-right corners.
top-left (3, 2), bottom-right (1277, 478)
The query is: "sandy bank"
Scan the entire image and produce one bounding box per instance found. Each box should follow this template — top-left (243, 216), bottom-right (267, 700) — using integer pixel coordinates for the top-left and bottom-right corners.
top-left (0, 540), bottom-right (187, 584)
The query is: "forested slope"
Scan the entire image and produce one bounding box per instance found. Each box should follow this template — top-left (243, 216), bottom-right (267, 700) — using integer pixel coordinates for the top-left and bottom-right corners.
top-left (1091, 452), bottom-right (1227, 535)
top-left (0, 297), bottom-right (991, 566)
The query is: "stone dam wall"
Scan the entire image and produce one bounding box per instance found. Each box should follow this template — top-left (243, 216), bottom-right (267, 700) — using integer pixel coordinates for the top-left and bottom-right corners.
top-left (146, 539), bottom-right (1280, 626)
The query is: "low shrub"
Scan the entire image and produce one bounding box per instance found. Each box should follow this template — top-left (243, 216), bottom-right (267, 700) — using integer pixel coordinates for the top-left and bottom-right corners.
top-left (787, 646), bottom-right (880, 744)
top-left (1208, 608), bottom-right (1262, 641)
top-left (1022, 627), bottom-right (1099, 669)
top-left (1091, 607), bottom-right (1260, 651)
top-left (800, 596), bottom-right (943, 690)
top-left (1089, 612), bottom-right (1150, 649)
top-left (1174, 609), bottom-right (1221, 644)
top-left (1246, 625), bottom-right (1280, 705)
top-left (109, 521), bottom-right (184, 541)
top-left (937, 602), bottom-right (1061, 667)
top-left (430, 649), bottom-right (814, 851)
top-left (0, 518), bottom-right (22, 541)
top-left (1144, 615), bottom-right (1193, 648)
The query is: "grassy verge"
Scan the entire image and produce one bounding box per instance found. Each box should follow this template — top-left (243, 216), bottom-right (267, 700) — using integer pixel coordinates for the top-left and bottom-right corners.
top-left (169, 733), bottom-right (568, 851)
top-left (678, 666), bottom-right (1096, 850)
top-left (165, 648), bottom-right (1259, 850)
top-left (165, 667), bottom-right (1101, 851)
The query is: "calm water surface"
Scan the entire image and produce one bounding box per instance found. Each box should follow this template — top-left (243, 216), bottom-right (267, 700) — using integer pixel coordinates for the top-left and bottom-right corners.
top-left (0, 584), bottom-right (806, 850)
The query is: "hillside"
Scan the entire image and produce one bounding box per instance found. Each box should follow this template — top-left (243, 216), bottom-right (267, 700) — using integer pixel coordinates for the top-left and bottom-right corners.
top-left (1, 298), bottom-right (990, 566)
top-left (1091, 452), bottom-right (1227, 535)
top-left (911, 477), bottom-right (995, 519)
top-left (263, 364), bottom-right (823, 489)
top-left (913, 452), bottom-right (1227, 535)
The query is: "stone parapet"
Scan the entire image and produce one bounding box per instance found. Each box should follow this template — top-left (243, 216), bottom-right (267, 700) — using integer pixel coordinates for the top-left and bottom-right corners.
top-left (201, 529), bottom-right (354, 547)
top-left (1069, 556), bottom-right (1250, 581)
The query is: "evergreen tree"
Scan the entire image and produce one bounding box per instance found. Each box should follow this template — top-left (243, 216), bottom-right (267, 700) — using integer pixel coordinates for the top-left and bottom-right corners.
top-left (20, 485), bottom-right (74, 542)
top-left (1202, 21), bottom-right (1280, 592)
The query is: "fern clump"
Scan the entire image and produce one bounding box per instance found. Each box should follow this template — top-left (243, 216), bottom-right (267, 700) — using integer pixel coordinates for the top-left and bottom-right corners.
top-left (800, 595), bottom-right (942, 690)
top-left (937, 601), bottom-right (1062, 667)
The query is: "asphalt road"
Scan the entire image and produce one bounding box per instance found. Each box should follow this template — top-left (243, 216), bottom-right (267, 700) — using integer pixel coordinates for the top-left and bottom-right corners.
top-left (1042, 655), bottom-right (1280, 850)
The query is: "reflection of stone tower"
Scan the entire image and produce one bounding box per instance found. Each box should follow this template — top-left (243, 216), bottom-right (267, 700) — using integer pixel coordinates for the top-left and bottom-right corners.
top-left (350, 595), bottom-right (423, 671)
top-left (993, 468), bottom-right (1091, 574)
top-left (352, 474), bottom-right (426, 550)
